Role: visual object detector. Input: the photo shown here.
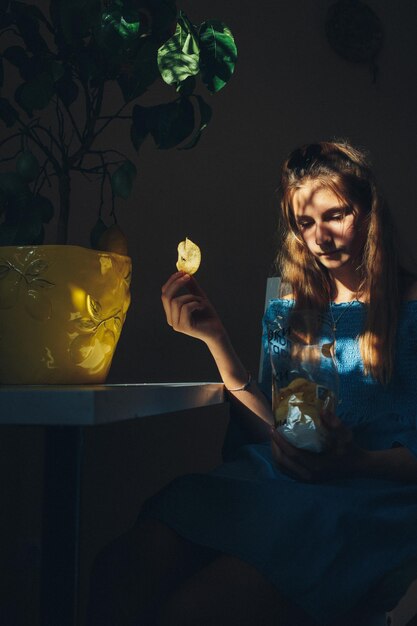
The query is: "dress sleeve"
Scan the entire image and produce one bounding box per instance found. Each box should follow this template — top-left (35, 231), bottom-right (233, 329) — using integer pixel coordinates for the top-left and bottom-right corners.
top-left (352, 414), bottom-right (417, 461)
top-left (390, 305), bottom-right (417, 459)
top-left (341, 303), bottom-right (417, 460)
top-left (391, 422), bottom-right (417, 460)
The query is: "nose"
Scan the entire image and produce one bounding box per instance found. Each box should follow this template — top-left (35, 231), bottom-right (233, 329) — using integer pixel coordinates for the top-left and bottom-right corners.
top-left (315, 222), bottom-right (332, 246)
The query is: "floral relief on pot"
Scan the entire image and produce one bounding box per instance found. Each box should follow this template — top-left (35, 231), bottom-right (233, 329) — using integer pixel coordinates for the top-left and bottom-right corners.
top-left (0, 245), bottom-right (131, 384)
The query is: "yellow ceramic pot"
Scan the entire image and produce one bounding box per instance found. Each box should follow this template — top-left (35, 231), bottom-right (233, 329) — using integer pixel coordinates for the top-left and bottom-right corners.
top-left (0, 245), bottom-right (131, 384)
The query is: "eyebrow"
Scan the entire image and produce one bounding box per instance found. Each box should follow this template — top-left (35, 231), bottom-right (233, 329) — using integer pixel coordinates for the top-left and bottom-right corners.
top-left (325, 205), bottom-right (349, 212)
top-left (295, 205), bottom-right (350, 220)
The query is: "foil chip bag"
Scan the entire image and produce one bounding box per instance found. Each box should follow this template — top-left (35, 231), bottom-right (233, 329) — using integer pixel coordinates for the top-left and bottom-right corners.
top-left (267, 309), bottom-right (338, 453)
top-left (273, 376), bottom-right (335, 453)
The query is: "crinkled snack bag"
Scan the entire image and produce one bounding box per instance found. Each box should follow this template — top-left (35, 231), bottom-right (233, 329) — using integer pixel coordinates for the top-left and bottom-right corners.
top-left (267, 310), bottom-right (338, 453)
top-left (273, 376), bottom-right (335, 453)
top-left (176, 237), bottom-right (201, 275)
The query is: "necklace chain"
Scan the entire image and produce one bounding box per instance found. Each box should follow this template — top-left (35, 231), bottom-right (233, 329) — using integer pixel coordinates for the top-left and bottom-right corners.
top-left (328, 299), bottom-right (357, 333)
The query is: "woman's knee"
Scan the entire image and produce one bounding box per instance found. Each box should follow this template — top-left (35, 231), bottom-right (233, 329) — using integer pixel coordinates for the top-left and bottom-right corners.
top-left (155, 554), bottom-right (317, 626)
top-left (155, 555), bottom-right (259, 626)
top-left (156, 582), bottom-right (203, 626)
top-left (87, 518), bottom-right (177, 625)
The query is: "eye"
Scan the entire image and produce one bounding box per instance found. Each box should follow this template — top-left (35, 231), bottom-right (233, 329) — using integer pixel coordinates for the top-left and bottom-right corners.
top-left (324, 210), bottom-right (346, 222)
top-left (297, 221), bottom-right (313, 230)
top-left (327, 205), bottom-right (351, 221)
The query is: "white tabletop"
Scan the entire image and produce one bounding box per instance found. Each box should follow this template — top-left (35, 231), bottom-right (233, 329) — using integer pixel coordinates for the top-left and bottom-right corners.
top-left (0, 382), bottom-right (226, 426)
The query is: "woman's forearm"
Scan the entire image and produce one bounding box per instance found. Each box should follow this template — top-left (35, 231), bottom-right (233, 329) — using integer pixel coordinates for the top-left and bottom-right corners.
top-left (357, 446), bottom-right (417, 483)
top-left (205, 332), bottom-right (274, 431)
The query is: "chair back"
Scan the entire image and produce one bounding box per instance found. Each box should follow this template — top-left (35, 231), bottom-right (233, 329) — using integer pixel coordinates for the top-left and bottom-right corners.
top-left (258, 277), bottom-right (281, 383)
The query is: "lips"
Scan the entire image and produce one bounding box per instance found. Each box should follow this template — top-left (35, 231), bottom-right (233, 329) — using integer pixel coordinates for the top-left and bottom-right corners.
top-left (318, 249), bottom-right (343, 257)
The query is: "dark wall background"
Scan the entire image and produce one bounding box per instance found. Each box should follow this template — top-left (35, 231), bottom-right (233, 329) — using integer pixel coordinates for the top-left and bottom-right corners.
top-left (1, 1), bottom-right (417, 624)
top-left (104, 0), bottom-right (417, 384)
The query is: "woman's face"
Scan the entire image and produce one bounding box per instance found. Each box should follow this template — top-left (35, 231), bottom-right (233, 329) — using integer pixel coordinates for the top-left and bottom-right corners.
top-left (291, 180), bottom-right (366, 276)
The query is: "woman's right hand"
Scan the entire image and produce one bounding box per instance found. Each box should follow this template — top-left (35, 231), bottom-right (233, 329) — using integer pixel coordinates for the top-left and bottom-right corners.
top-left (161, 272), bottom-right (226, 345)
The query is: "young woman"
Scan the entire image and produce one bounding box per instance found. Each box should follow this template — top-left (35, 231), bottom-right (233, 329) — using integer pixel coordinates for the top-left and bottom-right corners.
top-left (88, 141), bottom-right (417, 626)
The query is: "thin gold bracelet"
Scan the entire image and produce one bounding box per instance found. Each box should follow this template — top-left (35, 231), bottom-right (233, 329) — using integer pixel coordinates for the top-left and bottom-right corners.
top-left (226, 372), bottom-right (252, 392)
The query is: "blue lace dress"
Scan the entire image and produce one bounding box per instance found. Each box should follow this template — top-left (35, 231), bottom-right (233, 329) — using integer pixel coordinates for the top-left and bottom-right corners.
top-left (145, 300), bottom-right (417, 623)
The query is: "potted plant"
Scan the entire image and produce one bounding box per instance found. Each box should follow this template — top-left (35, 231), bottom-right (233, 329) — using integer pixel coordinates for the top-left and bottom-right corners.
top-left (0, 0), bottom-right (237, 384)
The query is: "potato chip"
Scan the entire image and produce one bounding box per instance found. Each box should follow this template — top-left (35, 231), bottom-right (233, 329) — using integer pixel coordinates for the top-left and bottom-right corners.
top-left (176, 237), bottom-right (201, 275)
top-left (273, 377), bottom-right (328, 427)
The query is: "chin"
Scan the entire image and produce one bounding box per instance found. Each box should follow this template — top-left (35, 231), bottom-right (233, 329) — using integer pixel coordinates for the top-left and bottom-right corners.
top-left (317, 255), bottom-right (350, 269)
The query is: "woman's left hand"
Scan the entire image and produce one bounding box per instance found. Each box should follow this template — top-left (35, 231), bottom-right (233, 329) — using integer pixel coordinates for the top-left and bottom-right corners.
top-left (270, 411), bottom-right (366, 482)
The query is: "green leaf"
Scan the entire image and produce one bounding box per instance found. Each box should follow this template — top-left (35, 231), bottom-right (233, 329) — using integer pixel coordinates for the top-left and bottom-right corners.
top-left (180, 95), bottom-right (212, 150)
top-left (111, 160), bottom-right (137, 199)
top-left (18, 55), bottom-right (47, 81)
top-left (0, 171), bottom-right (29, 197)
top-left (10, 1), bottom-right (40, 16)
top-left (3, 45), bottom-right (28, 69)
top-left (0, 97), bottom-right (18, 127)
top-left (122, 160), bottom-right (136, 179)
top-left (16, 150), bottom-right (39, 182)
top-left (150, 98), bottom-right (195, 149)
top-left (49, 60), bottom-right (65, 82)
top-left (157, 18), bottom-right (200, 87)
top-left (15, 71), bottom-right (54, 116)
top-left (95, 11), bottom-right (125, 52)
top-left (117, 38), bottom-right (160, 102)
top-left (50, 0), bottom-right (101, 44)
top-left (14, 3), bottom-right (48, 25)
top-left (100, 8), bottom-right (143, 43)
top-left (11, 5), bottom-right (49, 55)
top-left (199, 20), bottom-right (237, 93)
top-left (176, 75), bottom-right (196, 97)
top-left (94, 3), bottom-right (151, 79)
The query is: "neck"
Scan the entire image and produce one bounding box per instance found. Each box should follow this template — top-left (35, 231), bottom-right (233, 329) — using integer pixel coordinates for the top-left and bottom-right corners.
top-left (329, 272), bottom-right (362, 303)
top-left (331, 287), bottom-right (358, 303)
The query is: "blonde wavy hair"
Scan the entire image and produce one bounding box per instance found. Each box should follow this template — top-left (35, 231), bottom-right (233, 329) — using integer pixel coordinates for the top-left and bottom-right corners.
top-left (277, 140), bottom-right (400, 384)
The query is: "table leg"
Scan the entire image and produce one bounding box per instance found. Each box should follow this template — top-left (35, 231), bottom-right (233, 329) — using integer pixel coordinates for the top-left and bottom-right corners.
top-left (40, 426), bottom-right (84, 626)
